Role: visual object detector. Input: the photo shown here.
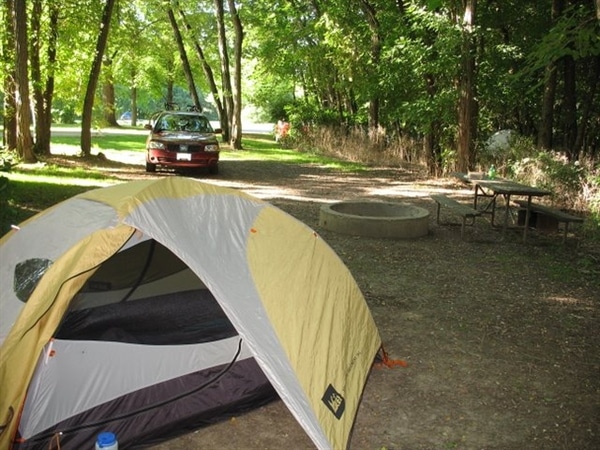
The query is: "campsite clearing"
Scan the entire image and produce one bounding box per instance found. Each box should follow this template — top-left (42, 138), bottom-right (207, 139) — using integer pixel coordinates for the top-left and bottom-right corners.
top-left (12, 146), bottom-right (600, 450)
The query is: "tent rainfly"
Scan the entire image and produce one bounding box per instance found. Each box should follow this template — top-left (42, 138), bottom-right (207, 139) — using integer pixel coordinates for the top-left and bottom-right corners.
top-left (0, 177), bottom-right (382, 450)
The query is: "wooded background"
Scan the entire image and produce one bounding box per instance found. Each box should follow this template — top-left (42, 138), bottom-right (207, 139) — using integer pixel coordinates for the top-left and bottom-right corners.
top-left (2, 0), bottom-right (599, 174)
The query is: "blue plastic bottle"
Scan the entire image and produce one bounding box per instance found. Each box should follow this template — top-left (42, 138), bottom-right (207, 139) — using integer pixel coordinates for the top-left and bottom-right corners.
top-left (95, 432), bottom-right (118, 450)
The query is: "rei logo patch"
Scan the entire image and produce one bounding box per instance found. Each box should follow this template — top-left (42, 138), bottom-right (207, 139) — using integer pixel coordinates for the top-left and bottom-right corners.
top-left (322, 384), bottom-right (345, 419)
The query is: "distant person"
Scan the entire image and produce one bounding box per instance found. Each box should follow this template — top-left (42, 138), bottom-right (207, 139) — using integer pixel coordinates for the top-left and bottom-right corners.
top-left (275, 119), bottom-right (290, 142)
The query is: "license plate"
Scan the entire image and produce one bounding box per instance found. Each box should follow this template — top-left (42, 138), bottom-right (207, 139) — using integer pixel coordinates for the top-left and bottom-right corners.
top-left (177, 153), bottom-right (191, 161)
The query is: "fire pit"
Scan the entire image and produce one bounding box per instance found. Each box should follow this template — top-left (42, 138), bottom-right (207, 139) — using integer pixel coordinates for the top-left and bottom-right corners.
top-left (319, 200), bottom-right (430, 239)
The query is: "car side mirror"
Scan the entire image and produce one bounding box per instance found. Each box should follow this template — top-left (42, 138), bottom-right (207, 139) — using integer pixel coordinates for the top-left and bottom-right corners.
top-left (144, 124), bottom-right (152, 130)
top-left (213, 128), bottom-right (222, 134)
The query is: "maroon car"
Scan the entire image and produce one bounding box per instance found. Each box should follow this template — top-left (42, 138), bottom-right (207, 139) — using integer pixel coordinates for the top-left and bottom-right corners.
top-left (145, 111), bottom-right (221, 174)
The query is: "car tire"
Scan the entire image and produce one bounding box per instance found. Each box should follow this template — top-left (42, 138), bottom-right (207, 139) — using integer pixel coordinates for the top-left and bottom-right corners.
top-left (208, 165), bottom-right (219, 175)
top-left (146, 162), bottom-right (157, 173)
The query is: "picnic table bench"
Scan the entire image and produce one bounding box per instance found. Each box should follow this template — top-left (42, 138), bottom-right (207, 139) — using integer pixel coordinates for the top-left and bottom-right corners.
top-left (512, 199), bottom-right (584, 243)
top-left (431, 194), bottom-right (481, 240)
top-left (453, 173), bottom-right (554, 243)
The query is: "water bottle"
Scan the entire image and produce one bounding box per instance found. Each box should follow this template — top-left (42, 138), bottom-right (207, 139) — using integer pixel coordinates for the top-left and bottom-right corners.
top-left (488, 164), bottom-right (497, 179)
top-left (95, 431), bottom-right (118, 450)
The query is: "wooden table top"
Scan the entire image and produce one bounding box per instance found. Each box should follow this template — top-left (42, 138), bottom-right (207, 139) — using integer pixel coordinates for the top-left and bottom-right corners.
top-left (454, 173), bottom-right (551, 197)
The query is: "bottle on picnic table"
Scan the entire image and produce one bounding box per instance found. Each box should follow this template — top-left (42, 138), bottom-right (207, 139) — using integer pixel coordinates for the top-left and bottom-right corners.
top-left (488, 164), bottom-right (496, 179)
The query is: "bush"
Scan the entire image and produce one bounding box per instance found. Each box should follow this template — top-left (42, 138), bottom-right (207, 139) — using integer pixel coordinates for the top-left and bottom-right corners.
top-left (0, 149), bottom-right (19, 172)
top-left (505, 150), bottom-right (600, 234)
top-left (52, 105), bottom-right (77, 124)
top-left (294, 124), bottom-right (424, 168)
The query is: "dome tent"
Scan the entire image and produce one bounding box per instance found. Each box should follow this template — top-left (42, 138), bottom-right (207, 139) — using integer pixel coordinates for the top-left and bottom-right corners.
top-left (0, 177), bottom-right (381, 449)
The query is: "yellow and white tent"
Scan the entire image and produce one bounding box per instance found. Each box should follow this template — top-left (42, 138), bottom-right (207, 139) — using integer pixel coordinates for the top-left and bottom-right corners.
top-left (0, 177), bottom-right (381, 449)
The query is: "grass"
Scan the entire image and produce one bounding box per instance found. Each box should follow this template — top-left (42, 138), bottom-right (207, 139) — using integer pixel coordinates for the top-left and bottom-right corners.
top-left (49, 131), bottom-right (146, 152)
top-left (231, 135), bottom-right (366, 172)
top-left (0, 128), bottom-right (366, 236)
top-left (8, 164), bottom-right (114, 180)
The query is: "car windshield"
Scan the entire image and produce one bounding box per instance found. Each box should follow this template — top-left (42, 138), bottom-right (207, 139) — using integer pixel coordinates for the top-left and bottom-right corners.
top-left (156, 114), bottom-right (212, 133)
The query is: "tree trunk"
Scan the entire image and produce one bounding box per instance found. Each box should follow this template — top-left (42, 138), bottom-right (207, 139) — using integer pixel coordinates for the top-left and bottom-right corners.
top-left (2, 0), bottom-right (17, 150)
top-left (166, 78), bottom-right (174, 106)
top-left (2, 73), bottom-right (17, 151)
top-left (425, 74), bottom-right (442, 175)
top-left (178, 7), bottom-right (225, 129)
top-left (13, 0), bottom-right (36, 163)
top-left (28, 0), bottom-right (57, 156)
top-left (227, 0), bottom-right (243, 149)
top-left (102, 55), bottom-right (119, 127)
top-left (538, 62), bottom-right (557, 149)
top-left (561, 54), bottom-right (577, 159)
top-left (538, 0), bottom-right (563, 150)
top-left (456, 0), bottom-right (477, 172)
top-left (30, 0), bottom-right (46, 154)
top-left (215, 0), bottom-right (233, 143)
top-left (164, 57), bottom-right (175, 107)
top-left (574, 56), bottom-right (599, 155)
top-left (102, 82), bottom-right (119, 126)
top-left (424, 126), bottom-right (442, 177)
top-left (359, 0), bottom-right (381, 132)
top-left (131, 83), bottom-right (138, 126)
top-left (43, 3), bottom-right (58, 153)
top-left (166, 7), bottom-right (202, 111)
top-left (81, 0), bottom-right (116, 156)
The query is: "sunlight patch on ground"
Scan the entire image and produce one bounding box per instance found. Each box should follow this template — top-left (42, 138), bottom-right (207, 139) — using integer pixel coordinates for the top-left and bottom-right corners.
top-left (365, 185), bottom-right (433, 198)
top-left (5, 172), bottom-right (116, 187)
top-left (205, 179), bottom-right (324, 202)
top-left (545, 295), bottom-right (594, 308)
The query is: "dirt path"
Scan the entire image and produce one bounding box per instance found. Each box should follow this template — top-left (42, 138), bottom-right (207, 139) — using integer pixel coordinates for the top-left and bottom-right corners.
top-left (61, 149), bottom-right (600, 449)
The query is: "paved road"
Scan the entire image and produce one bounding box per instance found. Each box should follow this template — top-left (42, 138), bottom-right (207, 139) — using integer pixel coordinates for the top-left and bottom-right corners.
top-left (50, 122), bottom-right (274, 137)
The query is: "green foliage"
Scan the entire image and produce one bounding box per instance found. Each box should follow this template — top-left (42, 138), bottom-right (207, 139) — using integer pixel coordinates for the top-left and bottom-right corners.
top-left (509, 150), bottom-right (581, 192)
top-left (477, 133), bottom-right (531, 173)
top-left (285, 102), bottom-right (340, 128)
top-left (440, 147), bottom-right (457, 173)
top-left (0, 150), bottom-right (19, 172)
top-left (526, 2), bottom-right (600, 72)
top-left (4, 0), bottom-right (600, 189)
top-left (245, 73), bottom-right (295, 122)
top-left (505, 148), bottom-right (600, 231)
top-left (52, 101), bottom-right (78, 124)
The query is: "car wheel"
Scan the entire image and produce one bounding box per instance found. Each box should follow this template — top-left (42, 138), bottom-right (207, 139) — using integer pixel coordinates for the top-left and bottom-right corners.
top-left (208, 165), bottom-right (219, 175)
top-left (146, 162), bottom-right (157, 173)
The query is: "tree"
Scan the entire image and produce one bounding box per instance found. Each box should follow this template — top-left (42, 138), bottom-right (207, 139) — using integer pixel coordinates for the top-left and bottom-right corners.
top-left (358, 0), bottom-right (382, 132)
top-left (456, 0), bottom-right (478, 172)
top-left (29, 0), bottom-right (59, 155)
top-left (214, 0), bottom-right (233, 143)
top-left (2, 0), bottom-right (17, 150)
top-left (12, 0), bottom-right (36, 162)
top-left (81, 0), bottom-right (117, 157)
top-left (177, 6), bottom-right (226, 128)
top-left (538, 0), bottom-right (564, 150)
top-left (530, 0), bottom-right (600, 158)
top-left (167, 5), bottom-right (202, 111)
top-left (227, 0), bottom-right (243, 149)
top-left (102, 51), bottom-right (120, 126)
top-left (2, 0), bottom-right (596, 172)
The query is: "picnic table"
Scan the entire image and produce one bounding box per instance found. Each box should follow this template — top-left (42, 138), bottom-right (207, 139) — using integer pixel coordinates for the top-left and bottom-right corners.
top-left (454, 173), bottom-right (552, 243)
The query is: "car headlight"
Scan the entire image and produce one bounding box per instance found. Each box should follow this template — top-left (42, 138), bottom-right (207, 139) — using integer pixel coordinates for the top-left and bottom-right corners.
top-left (205, 144), bottom-right (219, 152)
top-left (148, 141), bottom-right (165, 150)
